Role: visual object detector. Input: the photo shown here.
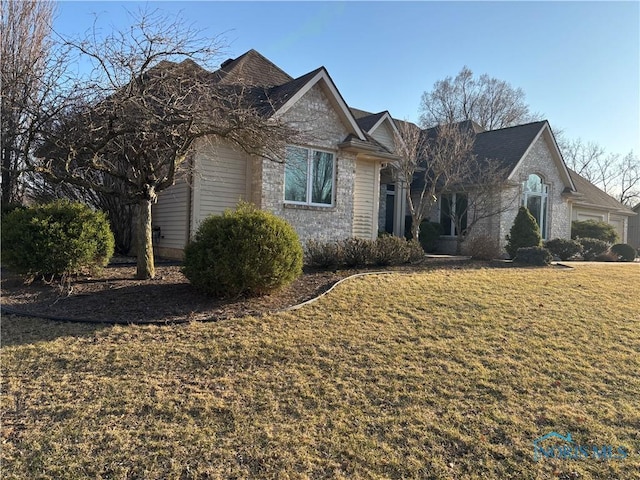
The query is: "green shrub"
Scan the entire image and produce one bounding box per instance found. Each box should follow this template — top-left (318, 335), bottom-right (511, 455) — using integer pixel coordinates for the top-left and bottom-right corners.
top-left (513, 246), bottom-right (553, 266)
top-left (182, 203), bottom-right (303, 297)
top-left (1, 200), bottom-right (114, 277)
top-left (418, 221), bottom-right (443, 252)
top-left (544, 238), bottom-right (583, 260)
top-left (578, 237), bottom-right (610, 261)
top-left (610, 243), bottom-right (637, 262)
top-left (1, 202), bottom-right (26, 219)
top-left (571, 220), bottom-right (619, 243)
top-left (505, 207), bottom-right (542, 258)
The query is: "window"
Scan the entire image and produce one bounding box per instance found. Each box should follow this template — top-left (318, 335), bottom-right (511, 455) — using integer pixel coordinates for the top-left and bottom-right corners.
top-left (284, 146), bottom-right (334, 206)
top-left (440, 193), bottom-right (468, 236)
top-left (521, 174), bottom-right (548, 239)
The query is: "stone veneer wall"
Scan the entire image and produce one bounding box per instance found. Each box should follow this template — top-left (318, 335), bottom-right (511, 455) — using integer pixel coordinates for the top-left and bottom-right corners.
top-left (258, 83), bottom-right (356, 244)
top-left (499, 134), bottom-right (572, 251)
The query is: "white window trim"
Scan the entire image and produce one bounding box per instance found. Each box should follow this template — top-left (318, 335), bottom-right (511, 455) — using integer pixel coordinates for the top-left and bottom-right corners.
top-left (521, 174), bottom-right (549, 239)
top-left (284, 146), bottom-right (336, 207)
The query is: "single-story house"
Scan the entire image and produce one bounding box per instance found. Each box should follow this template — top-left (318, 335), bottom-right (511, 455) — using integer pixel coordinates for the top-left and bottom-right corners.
top-left (152, 49), bottom-right (635, 258)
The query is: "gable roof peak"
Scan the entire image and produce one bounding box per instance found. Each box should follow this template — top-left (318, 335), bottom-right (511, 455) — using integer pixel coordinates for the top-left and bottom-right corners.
top-left (213, 49), bottom-right (292, 87)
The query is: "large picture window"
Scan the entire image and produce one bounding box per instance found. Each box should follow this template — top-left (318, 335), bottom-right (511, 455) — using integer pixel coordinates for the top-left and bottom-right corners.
top-left (440, 193), bottom-right (468, 236)
top-left (284, 146), bottom-right (334, 206)
top-left (521, 173), bottom-right (548, 239)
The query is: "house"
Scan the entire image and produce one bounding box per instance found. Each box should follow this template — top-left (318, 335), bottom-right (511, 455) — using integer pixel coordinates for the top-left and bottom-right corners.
top-left (152, 50), bottom-right (398, 259)
top-left (152, 49), bottom-right (634, 259)
top-left (568, 170), bottom-right (637, 244)
top-left (627, 203), bottom-right (640, 249)
top-left (376, 119), bottom-right (634, 255)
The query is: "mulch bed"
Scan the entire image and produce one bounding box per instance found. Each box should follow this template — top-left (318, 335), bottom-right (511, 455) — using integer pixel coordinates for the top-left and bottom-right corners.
top-left (0, 257), bottom-right (490, 325)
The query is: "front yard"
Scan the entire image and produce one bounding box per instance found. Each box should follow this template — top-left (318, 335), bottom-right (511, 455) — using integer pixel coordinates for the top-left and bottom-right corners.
top-left (1, 263), bottom-right (639, 479)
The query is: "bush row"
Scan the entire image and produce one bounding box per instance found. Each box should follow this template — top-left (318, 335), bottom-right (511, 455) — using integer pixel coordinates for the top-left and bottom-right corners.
top-left (543, 237), bottom-right (637, 262)
top-left (305, 236), bottom-right (424, 269)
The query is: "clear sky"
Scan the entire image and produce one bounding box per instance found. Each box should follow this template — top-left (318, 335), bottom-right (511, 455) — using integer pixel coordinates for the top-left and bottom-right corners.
top-left (53, 1), bottom-right (640, 157)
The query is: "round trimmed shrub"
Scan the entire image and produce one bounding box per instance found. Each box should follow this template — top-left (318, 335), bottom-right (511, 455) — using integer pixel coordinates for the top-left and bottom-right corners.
top-left (513, 246), bottom-right (553, 266)
top-left (544, 238), bottom-right (583, 260)
top-left (1, 200), bottom-right (114, 277)
top-left (578, 238), bottom-right (610, 261)
top-left (183, 203), bottom-right (303, 297)
top-left (505, 206), bottom-right (542, 258)
top-left (610, 243), bottom-right (637, 262)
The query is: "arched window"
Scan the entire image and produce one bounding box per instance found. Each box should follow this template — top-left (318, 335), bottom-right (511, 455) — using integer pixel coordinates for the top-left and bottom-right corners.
top-left (522, 174), bottom-right (549, 239)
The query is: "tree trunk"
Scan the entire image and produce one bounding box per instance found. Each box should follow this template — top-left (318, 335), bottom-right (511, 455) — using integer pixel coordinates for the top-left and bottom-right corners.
top-left (411, 214), bottom-right (421, 241)
top-left (456, 235), bottom-right (464, 255)
top-left (136, 197), bottom-right (155, 279)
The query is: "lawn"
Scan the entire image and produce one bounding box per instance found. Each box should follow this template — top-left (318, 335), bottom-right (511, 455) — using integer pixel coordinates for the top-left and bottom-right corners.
top-left (1, 263), bottom-right (639, 479)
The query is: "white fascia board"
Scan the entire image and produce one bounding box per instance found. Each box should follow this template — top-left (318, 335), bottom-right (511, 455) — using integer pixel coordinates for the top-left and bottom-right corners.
top-left (274, 69), bottom-right (366, 141)
top-left (544, 126), bottom-right (576, 191)
top-left (370, 112), bottom-right (399, 137)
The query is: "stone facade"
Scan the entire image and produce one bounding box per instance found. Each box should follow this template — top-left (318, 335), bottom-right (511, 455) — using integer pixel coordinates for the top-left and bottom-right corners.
top-left (502, 134), bottom-right (572, 246)
top-left (257, 83), bottom-right (356, 244)
top-left (416, 133), bottom-right (572, 256)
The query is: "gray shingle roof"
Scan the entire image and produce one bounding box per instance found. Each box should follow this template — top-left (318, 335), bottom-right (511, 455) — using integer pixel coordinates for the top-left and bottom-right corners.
top-left (349, 110), bottom-right (387, 132)
top-left (472, 121), bottom-right (547, 174)
top-left (569, 169), bottom-right (635, 214)
top-left (213, 49), bottom-right (292, 87)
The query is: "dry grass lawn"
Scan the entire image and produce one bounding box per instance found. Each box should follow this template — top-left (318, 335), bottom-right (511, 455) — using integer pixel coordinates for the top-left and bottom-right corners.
top-left (1, 263), bottom-right (639, 479)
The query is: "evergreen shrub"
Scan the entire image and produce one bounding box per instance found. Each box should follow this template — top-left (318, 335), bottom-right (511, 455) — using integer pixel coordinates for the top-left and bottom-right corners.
top-left (513, 246), bottom-right (553, 266)
top-left (578, 238), bottom-right (610, 261)
top-left (1, 200), bottom-right (114, 277)
top-left (610, 243), bottom-right (637, 262)
top-left (571, 220), bottom-right (618, 243)
top-left (543, 238), bottom-right (583, 260)
top-left (418, 221), bottom-right (443, 253)
top-left (505, 206), bottom-right (542, 258)
top-left (183, 203), bottom-right (303, 296)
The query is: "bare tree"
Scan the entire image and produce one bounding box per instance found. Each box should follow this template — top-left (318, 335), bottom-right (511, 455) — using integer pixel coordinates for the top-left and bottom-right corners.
top-left (443, 159), bottom-right (516, 254)
top-left (36, 9), bottom-right (296, 279)
top-left (419, 66), bottom-right (540, 130)
top-left (393, 121), bottom-right (476, 240)
top-left (617, 151), bottom-right (640, 206)
top-left (394, 119), bottom-right (514, 252)
top-left (1, 0), bottom-right (62, 205)
top-left (559, 136), bottom-right (639, 206)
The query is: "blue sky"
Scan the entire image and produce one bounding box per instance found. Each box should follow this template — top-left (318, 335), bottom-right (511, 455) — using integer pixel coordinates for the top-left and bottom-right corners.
top-left (53, 1), bottom-right (640, 156)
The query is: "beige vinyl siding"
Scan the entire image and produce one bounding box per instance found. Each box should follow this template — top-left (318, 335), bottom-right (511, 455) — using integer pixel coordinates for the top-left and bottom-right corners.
top-left (152, 178), bottom-right (190, 250)
top-left (370, 122), bottom-right (395, 151)
top-left (352, 158), bottom-right (379, 239)
top-left (192, 142), bottom-right (250, 234)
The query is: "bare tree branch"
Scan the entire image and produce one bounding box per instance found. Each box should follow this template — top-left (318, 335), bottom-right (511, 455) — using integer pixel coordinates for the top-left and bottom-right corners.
top-left (36, 7), bottom-right (297, 279)
top-left (419, 66), bottom-right (541, 130)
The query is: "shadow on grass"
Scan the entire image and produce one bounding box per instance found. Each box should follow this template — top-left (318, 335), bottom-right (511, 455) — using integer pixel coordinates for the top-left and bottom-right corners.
top-left (1, 315), bottom-right (110, 348)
